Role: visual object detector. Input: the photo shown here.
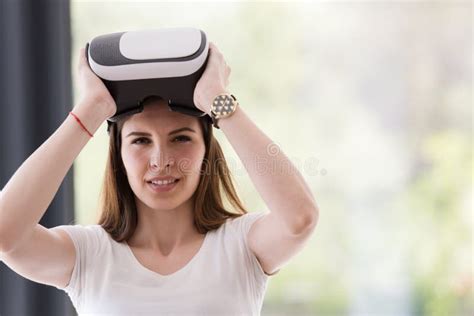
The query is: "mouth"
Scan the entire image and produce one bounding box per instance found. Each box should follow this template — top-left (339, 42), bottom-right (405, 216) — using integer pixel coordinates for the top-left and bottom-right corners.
top-left (146, 178), bottom-right (180, 193)
top-left (146, 178), bottom-right (179, 185)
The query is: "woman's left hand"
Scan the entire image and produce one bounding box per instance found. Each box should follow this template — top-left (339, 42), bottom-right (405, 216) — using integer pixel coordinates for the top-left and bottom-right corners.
top-left (193, 42), bottom-right (232, 115)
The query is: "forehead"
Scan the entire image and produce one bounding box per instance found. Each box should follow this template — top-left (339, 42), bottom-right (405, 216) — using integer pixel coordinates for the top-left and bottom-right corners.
top-left (122, 101), bottom-right (200, 135)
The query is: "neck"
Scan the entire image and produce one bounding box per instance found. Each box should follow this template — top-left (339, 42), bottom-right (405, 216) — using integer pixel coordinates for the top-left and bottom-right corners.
top-left (128, 197), bottom-right (202, 256)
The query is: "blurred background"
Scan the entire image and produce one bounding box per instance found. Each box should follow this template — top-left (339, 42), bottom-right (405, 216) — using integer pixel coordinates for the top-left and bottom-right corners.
top-left (0, 1), bottom-right (471, 315)
top-left (70, 1), bottom-right (473, 315)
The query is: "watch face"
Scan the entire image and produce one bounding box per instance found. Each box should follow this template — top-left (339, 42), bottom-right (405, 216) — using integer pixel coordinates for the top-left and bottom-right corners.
top-left (212, 95), bottom-right (235, 116)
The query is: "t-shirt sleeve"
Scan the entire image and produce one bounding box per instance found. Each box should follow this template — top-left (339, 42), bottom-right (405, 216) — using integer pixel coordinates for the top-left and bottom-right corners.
top-left (52, 224), bottom-right (102, 301)
top-left (232, 211), bottom-right (281, 281)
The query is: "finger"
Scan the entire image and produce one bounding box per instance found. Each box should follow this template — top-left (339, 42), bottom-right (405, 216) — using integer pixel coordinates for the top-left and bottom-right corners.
top-left (210, 42), bottom-right (221, 55)
top-left (78, 48), bottom-right (86, 69)
top-left (79, 47), bottom-right (92, 73)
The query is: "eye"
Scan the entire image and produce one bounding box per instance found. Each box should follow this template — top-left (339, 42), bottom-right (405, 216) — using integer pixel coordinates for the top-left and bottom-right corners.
top-left (173, 135), bottom-right (191, 143)
top-left (131, 137), bottom-right (149, 145)
top-left (131, 136), bottom-right (191, 145)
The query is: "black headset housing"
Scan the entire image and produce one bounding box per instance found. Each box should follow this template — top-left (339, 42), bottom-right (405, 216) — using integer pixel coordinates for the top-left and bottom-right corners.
top-left (85, 27), bottom-right (213, 133)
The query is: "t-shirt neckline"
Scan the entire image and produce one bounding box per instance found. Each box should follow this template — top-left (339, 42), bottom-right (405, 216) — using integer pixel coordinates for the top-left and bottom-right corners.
top-left (123, 232), bottom-right (210, 279)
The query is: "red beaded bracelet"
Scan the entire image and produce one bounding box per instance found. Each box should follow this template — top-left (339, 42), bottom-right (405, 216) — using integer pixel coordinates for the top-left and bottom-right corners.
top-left (69, 111), bottom-right (93, 137)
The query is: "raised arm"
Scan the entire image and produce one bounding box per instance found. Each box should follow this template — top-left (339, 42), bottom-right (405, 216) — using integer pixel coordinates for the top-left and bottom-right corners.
top-left (194, 42), bottom-right (319, 275)
top-left (194, 43), bottom-right (319, 232)
top-left (0, 47), bottom-right (116, 289)
top-left (0, 47), bottom-right (115, 253)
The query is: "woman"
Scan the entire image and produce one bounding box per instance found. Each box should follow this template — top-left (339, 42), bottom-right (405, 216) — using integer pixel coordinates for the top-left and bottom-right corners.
top-left (0, 42), bottom-right (319, 315)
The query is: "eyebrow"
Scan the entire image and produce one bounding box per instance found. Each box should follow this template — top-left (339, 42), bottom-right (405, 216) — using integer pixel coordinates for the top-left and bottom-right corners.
top-left (126, 127), bottom-right (197, 138)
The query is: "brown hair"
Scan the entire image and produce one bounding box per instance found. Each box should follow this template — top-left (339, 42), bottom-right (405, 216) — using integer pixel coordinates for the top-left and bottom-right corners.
top-left (96, 97), bottom-right (248, 242)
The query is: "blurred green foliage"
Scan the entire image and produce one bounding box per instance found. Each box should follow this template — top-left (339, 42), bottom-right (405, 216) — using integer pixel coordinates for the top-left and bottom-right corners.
top-left (405, 130), bottom-right (472, 316)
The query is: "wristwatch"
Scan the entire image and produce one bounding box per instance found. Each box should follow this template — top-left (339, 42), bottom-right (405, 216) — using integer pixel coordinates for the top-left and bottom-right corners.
top-left (209, 93), bottom-right (239, 129)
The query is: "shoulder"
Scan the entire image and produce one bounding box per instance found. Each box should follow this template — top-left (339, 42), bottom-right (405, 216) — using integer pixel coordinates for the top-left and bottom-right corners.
top-left (223, 211), bottom-right (269, 244)
top-left (54, 224), bottom-right (108, 256)
top-left (227, 211), bottom-right (268, 232)
top-left (55, 224), bottom-right (105, 238)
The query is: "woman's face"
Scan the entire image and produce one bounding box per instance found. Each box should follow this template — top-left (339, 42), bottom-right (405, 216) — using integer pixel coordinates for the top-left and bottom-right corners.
top-left (120, 100), bottom-right (206, 211)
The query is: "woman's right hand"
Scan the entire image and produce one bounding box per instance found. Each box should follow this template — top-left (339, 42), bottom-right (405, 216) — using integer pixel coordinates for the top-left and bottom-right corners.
top-left (75, 46), bottom-right (117, 119)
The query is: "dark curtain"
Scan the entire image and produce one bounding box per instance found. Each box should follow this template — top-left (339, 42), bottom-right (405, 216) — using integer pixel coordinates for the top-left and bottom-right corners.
top-left (0, 0), bottom-right (76, 315)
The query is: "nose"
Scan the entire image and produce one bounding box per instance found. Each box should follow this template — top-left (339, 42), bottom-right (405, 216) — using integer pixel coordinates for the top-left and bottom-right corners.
top-left (149, 148), bottom-right (175, 172)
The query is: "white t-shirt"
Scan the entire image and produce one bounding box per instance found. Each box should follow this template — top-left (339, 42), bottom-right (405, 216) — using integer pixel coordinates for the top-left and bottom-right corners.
top-left (55, 211), bottom-right (279, 315)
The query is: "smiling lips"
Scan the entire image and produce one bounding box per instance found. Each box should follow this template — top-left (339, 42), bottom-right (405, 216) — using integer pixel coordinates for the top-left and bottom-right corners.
top-left (146, 177), bottom-right (180, 193)
top-left (148, 178), bottom-right (178, 185)
top-left (146, 176), bottom-right (179, 185)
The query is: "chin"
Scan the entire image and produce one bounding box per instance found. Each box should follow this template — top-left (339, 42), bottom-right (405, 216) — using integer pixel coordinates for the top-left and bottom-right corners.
top-left (143, 199), bottom-right (180, 211)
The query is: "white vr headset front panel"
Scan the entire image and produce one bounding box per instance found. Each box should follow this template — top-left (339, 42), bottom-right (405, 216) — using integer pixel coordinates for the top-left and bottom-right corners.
top-left (120, 28), bottom-right (202, 60)
top-left (88, 29), bottom-right (208, 81)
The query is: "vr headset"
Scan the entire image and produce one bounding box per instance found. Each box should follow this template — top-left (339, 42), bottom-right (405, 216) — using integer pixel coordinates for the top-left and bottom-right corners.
top-left (85, 27), bottom-right (212, 133)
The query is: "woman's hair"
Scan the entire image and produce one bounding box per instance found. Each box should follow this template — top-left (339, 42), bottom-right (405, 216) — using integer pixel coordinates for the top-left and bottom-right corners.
top-left (96, 96), bottom-right (248, 242)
